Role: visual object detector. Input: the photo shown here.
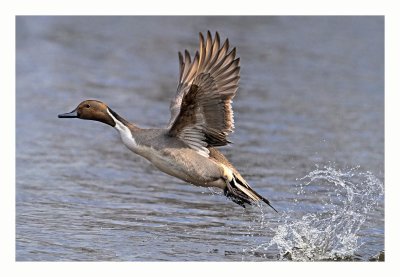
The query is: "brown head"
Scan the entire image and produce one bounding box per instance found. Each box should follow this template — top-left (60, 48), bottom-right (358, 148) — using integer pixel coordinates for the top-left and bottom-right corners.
top-left (58, 100), bottom-right (116, 126)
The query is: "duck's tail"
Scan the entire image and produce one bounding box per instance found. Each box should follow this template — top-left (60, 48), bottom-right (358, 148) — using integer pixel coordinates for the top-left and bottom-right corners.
top-left (224, 174), bottom-right (278, 212)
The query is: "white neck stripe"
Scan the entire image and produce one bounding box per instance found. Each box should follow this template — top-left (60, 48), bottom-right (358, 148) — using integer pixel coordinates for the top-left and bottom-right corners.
top-left (107, 109), bottom-right (125, 131)
top-left (107, 109), bottom-right (138, 149)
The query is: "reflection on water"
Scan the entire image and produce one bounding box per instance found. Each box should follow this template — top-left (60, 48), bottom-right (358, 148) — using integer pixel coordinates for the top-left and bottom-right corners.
top-left (16, 16), bottom-right (384, 261)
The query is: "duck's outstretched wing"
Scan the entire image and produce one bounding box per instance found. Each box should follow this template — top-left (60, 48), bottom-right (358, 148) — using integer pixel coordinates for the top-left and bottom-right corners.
top-left (167, 31), bottom-right (240, 157)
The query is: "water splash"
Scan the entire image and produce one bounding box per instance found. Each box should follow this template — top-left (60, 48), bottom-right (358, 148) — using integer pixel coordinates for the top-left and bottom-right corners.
top-left (247, 165), bottom-right (384, 261)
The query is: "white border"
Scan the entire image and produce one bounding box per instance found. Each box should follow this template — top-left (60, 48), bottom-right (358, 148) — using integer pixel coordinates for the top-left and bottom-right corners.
top-left (2, 0), bottom-right (398, 276)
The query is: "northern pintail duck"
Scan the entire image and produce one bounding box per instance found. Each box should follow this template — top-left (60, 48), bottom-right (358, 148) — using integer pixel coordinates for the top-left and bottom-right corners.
top-left (59, 31), bottom-right (277, 212)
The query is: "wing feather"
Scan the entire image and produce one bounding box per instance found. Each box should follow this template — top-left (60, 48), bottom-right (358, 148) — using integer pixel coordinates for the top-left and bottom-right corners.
top-left (167, 31), bottom-right (240, 156)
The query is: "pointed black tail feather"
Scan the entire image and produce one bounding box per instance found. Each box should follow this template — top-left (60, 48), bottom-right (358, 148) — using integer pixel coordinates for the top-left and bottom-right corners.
top-left (224, 175), bottom-right (278, 213)
top-left (258, 194), bottom-right (278, 213)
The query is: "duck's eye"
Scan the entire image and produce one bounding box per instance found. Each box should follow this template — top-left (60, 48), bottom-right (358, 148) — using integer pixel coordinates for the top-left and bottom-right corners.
top-left (85, 104), bottom-right (91, 108)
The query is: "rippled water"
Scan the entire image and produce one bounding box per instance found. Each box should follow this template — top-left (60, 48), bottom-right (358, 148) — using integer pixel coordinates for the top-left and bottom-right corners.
top-left (16, 16), bottom-right (384, 261)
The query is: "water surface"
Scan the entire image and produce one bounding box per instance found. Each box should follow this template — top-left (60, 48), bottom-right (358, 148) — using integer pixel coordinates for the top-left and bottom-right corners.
top-left (16, 16), bottom-right (384, 261)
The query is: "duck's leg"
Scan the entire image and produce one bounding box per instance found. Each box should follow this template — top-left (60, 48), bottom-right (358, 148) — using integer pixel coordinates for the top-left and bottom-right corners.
top-left (220, 164), bottom-right (278, 212)
top-left (223, 180), bottom-right (250, 208)
top-left (220, 165), bottom-right (253, 208)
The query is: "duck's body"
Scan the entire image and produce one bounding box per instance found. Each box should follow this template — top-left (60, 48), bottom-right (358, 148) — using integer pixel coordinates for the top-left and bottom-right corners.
top-left (59, 31), bottom-right (277, 211)
top-left (112, 124), bottom-right (225, 189)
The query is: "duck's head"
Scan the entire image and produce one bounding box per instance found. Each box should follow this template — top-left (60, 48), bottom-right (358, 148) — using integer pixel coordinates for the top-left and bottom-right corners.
top-left (58, 100), bottom-right (115, 126)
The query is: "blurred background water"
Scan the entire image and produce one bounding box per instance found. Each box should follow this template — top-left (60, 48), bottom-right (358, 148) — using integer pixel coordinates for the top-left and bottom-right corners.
top-left (16, 16), bottom-right (384, 261)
